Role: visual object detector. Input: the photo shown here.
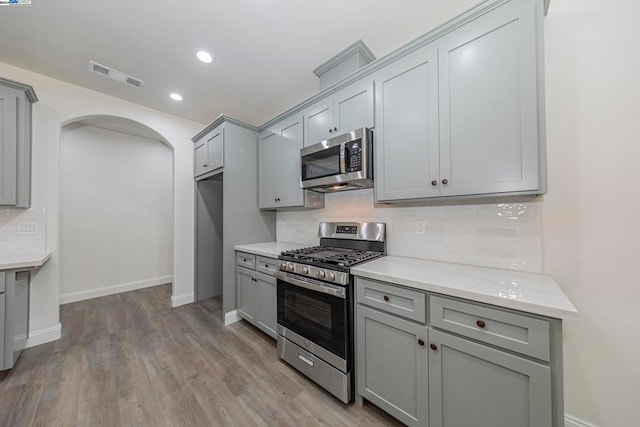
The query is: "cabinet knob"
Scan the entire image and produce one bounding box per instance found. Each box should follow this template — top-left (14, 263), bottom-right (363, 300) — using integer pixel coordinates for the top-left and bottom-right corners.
top-left (476, 320), bottom-right (486, 329)
top-left (329, 128), bottom-right (333, 133)
top-left (431, 180), bottom-right (437, 186)
top-left (418, 339), bottom-right (425, 346)
top-left (203, 164), bottom-right (208, 168)
top-left (441, 178), bottom-right (448, 185)
top-left (430, 343), bottom-right (438, 351)
top-left (333, 127), bottom-right (338, 131)
top-left (383, 295), bottom-right (390, 302)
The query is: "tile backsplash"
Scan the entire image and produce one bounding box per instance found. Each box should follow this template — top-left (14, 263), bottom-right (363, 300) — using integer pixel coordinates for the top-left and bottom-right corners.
top-left (0, 204), bottom-right (47, 257)
top-left (277, 190), bottom-right (543, 273)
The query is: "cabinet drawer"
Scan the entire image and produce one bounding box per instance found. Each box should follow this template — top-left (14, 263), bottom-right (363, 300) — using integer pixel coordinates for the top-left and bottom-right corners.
top-left (356, 278), bottom-right (426, 323)
top-left (430, 296), bottom-right (550, 361)
top-left (236, 252), bottom-right (256, 270)
top-left (256, 256), bottom-right (278, 276)
top-left (0, 271), bottom-right (4, 293)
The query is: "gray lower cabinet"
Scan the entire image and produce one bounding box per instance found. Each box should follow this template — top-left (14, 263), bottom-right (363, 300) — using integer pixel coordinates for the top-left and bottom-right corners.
top-left (235, 252), bottom-right (278, 339)
top-left (255, 273), bottom-right (277, 337)
top-left (428, 329), bottom-right (552, 427)
top-left (374, 0), bottom-right (546, 202)
top-left (356, 277), bottom-right (563, 427)
top-left (357, 305), bottom-right (428, 427)
top-left (237, 266), bottom-right (255, 321)
top-left (0, 78), bottom-right (37, 208)
top-left (258, 114), bottom-right (324, 210)
top-left (1, 269), bottom-right (30, 371)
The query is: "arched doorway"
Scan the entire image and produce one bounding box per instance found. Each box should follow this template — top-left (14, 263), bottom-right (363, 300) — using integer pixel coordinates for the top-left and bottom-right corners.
top-left (58, 116), bottom-right (175, 303)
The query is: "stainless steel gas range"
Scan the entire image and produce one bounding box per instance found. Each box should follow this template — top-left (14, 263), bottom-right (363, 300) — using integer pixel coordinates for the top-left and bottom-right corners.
top-left (275, 222), bottom-right (386, 403)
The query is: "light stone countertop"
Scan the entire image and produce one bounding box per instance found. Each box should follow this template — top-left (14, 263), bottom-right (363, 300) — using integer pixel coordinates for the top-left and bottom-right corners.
top-left (234, 242), bottom-right (309, 259)
top-left (0, 252), bottom-right (52, 271)
top-left (351, 256), bottom-right (578, 320)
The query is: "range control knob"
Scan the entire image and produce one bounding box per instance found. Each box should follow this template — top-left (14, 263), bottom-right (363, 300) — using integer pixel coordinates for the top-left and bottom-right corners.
top-left (317, 270), bottom-right (326, 279)
top-left (327, 271), bottom-right (336, 281)
top-left (301, 267), bottom-right (309, 275)
top-left (280, 262), bottom-right (287, 270)
top-left (287, 263), bottom-right (295, 272)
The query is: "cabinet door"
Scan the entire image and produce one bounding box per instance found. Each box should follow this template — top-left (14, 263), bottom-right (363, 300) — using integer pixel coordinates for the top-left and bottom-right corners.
top-left (0, 293), bottom-right (5, 368)
top-left (304, 99), bottom-right (334, 146)
top-left (0, 86), bottom-right (18, 205)
top-left (255, 273), bottom-right (277, 339)
top-left (237, 267), bottom-right (255, 321)
top-left (333, 79), bottom-right (374, 133)
top-left (194, 140), bottom-right (208, 177)
top-left (374, 44), bottom-right (440, 202)
top-left (429, 329), bottom-right (552, 427)
top-left (206, 128), bottom-right (224, 172)
top-left (11, 272), bottom-right (29, 364)
top-left (276, 114), bottom-right (304, 207)
top-left (437, 0), bottom-right (540, 196)
top-left (258, 130), bottom-right (278, 208)
top-left (357, 305), bottom-right (428, 427)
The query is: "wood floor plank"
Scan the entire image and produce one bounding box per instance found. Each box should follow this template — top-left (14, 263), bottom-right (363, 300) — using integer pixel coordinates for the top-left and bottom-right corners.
top-left (0, 285), bottom-right (401, 426)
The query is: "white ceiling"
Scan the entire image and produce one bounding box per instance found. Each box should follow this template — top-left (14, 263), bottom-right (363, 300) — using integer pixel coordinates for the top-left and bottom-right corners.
top-left (0, 0), bottom-right (481, 126)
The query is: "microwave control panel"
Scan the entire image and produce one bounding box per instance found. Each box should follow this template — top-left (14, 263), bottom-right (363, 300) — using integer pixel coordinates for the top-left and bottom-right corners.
top-left (345, 140), bottom-right (363, 172)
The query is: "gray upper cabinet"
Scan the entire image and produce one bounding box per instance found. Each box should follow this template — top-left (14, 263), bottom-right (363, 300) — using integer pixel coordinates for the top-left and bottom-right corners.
top-left (304, 79), bottom-right (374, 146)
top-left (374, 0), bottom-right (546, 202)
top-left (259, 114), bottom-right (324, 209)
top-left (428, 329), bottom-right (552, 427)
top-left (437, 0), bottom-right (541, 197)
top-left (374, 45), bottom-right (440, 202)
top-left (0, 78), bottom-right (37, 208)
top-left (193, 125), bottom-right (224, 179)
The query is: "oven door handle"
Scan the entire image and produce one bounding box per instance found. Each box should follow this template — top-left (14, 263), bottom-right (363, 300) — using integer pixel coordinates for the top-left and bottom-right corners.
top-left (275, 271), bottom-right (346, 299)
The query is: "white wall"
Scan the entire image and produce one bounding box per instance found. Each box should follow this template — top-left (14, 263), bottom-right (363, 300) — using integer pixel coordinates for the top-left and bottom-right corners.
top-left (59, 124), bottom-right (173, 302)
top-left (278, 190), bottom-right (543, 273)
top-left (0, 204), bottom-right (46, 258)
top-left (0, 60), bottom-right (203, 347)
top-left (543, 0), bottom-right (640, 425)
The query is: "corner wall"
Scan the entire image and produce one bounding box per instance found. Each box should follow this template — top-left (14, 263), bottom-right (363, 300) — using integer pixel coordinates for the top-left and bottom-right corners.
top-left (543, 0), bottom-right (640, 425)
top-left (0, 60), bottom-right (203, 347)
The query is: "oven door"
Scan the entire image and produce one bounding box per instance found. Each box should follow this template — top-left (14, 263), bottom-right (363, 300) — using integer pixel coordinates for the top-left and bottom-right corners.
top-left (276, 271), bottom-right (349, 364)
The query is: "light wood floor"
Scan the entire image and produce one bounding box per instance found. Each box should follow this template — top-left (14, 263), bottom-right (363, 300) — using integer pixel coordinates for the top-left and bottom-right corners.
top-left (0, 284), bottom-right (402, 426)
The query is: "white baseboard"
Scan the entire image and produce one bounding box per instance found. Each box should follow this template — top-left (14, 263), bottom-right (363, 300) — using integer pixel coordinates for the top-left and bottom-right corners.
top-left (60, 275), bottom-right (173, 305)
top-left (25, 322), bottom-right (62, 348)
top-left (224, 310), bottom-right (241, 326)
top-left (171, 292), bottom-right (194, 307)
top-left (566, 414), bottom-right (599, 427)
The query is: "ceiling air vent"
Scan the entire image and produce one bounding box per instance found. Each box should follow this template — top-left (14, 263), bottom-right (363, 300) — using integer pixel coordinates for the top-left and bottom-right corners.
top-left (88, 60), bottom-right (145, 89)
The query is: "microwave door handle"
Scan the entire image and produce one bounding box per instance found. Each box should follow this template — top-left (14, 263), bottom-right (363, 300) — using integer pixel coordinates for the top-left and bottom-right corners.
top-left (275, 271), bottom-right (346, 299)
top-left (339, 143), bottom-right (347, 174)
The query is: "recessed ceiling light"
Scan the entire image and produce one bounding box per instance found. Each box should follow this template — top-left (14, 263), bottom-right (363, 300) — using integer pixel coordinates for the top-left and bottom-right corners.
top-left (169, 93), bottom-right (183, 102)
top-left (196, 50), bottom-right (213, 64)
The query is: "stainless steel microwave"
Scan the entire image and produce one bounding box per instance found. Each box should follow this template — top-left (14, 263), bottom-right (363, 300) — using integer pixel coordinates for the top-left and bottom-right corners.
top-left (300, 128), bottom-right (373, 193)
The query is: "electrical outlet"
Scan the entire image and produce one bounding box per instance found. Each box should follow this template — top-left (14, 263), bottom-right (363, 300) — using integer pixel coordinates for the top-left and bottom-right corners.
top-left (415, 220), bottom-right (426, 234)
top-left (17, 223), bottom-right (37, 235)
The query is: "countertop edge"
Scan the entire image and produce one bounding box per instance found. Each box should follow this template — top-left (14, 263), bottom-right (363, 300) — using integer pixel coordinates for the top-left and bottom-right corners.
top-left (352, 268), bottom-right (579, 321)
top-left (234, 242), bottom-right (307, 259)
top-left (0, 252), bottom-right (52, 271)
